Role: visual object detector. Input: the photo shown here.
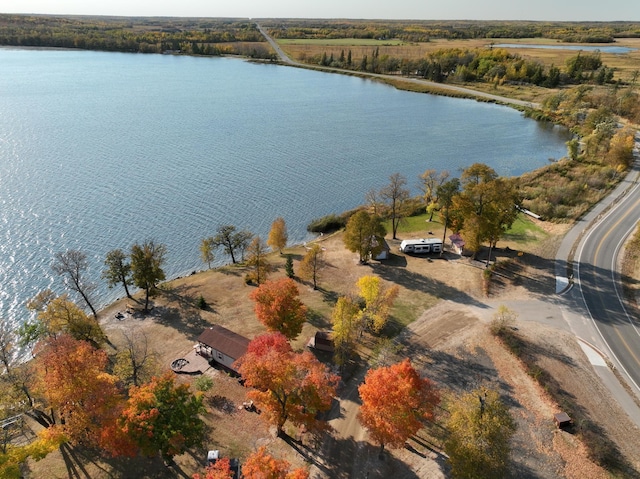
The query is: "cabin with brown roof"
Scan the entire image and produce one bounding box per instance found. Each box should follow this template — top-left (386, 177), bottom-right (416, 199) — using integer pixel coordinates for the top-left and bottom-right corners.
top-left (307, 331), bottom-right (335, 353)
top-left (196, 325), bottom-right (250, 374)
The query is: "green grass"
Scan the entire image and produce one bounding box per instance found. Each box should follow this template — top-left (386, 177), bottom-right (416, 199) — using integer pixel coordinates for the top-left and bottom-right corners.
top-left (389, 295), bottom-right (439, 333)
top-left (502, 214), bottom-right (547, 243)
top-left (382, 212), bottom-right (545, 247)
top-left (383, 213), bottom-right (444, 235)
top-left (278, 38), bottom-right (407, 46)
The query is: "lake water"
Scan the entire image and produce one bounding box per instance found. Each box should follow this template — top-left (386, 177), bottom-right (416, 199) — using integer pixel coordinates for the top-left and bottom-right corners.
top-left (493, 43), bottom-right (636, 54)
top-left (0, 48), bottom-right (571, 327)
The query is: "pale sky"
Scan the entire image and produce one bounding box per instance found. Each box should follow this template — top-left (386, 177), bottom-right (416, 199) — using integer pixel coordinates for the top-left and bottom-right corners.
top-left (2, 0), bottom-right (639, 22)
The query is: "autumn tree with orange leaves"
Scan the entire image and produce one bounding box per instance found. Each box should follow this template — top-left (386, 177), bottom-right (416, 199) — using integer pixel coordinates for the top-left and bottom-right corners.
top-left (358, 359), bottom-right (440, 454)
top-left (242, 446), bottom-right (309, 479)
top-left (192, 457), bottom-right (235, 479)
top-left (120, 372), bottom-right (205, 461)
top-left (249, 278), bottom-right (307, 340)
top-left (236, 333), bottom-right (339, 436)
top-left (34, 334), bottom-right (124, 449)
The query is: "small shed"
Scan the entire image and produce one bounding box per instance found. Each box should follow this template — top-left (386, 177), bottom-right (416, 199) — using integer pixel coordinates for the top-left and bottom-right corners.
top-left (307, 331), bottom-right (335, 353)
top-left (554, 412), bottom-right (572, 429)
top-left (196, 325), bottom-right (250, 374)
top-left (370, 236), bottom-right (390, 260)
top-left (449, 233), bottom-right (465, 255)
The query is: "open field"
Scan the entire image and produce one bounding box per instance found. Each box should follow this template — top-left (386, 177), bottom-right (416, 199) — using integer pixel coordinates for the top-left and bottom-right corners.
top-left (278, 38), bottom-right (407, 46)
top-left (276, 36), bottom-right (640, 103)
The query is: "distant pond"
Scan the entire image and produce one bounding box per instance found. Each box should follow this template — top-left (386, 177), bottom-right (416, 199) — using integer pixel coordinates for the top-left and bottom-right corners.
top-left (492, 43), bottom-right (636, 54)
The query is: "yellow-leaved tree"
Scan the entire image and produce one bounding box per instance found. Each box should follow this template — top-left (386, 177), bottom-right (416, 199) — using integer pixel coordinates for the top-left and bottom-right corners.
top-left (267, 217), bottom-right (288, 254)
top-left (356, 275), bottom-right (399, 333)
top-left (444, 387), bottom-right (516, 479)
top-left (606, 127), bottom-right (635, 169)
top-left (331, 295), bottom-right (361, 368)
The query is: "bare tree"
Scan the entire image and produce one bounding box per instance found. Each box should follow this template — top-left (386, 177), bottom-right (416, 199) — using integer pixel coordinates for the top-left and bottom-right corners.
top-left (380, 173), bottom-right (410, 240)
top-left (0, 321), bottom-right (15, 376)
top-left (235, 229), bottom-right (254, 263)
top-left (365, 188), bottom-right (382, 216)
top-left (52, 249), bottom-right (97, 318)
top-left (113, 329), bottom-right (157, 387)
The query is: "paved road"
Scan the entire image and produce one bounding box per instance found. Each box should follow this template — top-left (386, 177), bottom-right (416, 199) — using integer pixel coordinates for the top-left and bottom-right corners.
top-left (575, 159), bottom-right (640, 389)
top-left (554, 138), bottom-right (640, 423)
top-left (255, 22), bottom-right (538, 109)
top-left (255, 22), bottom-right (296, 66)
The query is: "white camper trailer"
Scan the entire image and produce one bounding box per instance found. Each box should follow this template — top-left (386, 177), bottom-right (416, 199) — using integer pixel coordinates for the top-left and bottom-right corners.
top-left (399, 238), bottom-right (443, 255)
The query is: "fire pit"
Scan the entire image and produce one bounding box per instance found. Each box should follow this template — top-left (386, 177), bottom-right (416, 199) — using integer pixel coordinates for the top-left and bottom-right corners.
top-left (171, 358), bottom-right (189, 372)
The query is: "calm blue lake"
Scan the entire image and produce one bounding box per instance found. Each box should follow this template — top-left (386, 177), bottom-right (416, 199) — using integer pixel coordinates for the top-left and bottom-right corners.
top-left (0, 48), bottom-right (571, 326)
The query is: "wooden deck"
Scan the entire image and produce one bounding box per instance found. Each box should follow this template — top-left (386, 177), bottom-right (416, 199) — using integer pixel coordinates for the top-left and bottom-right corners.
top-left (170, 347), bottom-right (211, 375)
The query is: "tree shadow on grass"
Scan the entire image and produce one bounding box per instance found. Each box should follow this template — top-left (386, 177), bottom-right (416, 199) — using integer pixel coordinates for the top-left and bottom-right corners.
top-left (488, 250), bottom-right (558, 298)
top-left (164, 282), bottom-right (218, 309)
top-left (148, 302), bottom-right (209, 340)
top-left (60, 443), bottom-right (91, 479)
top-left (319, 287), bottom-right (340, 307)
top-left (59, 444), bottom-right (185, 479)
top-left (306, 308), bottom-right (331, 329)
top-left (370, 261), bottom-right (489, 310)
top-left (283, 432), bottom-right (421, 479)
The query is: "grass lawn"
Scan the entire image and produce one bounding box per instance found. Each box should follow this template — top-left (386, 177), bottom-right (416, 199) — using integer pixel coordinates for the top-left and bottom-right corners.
top-left (384, 212), bottom-right (547, 248)
top-left (384, 213), bottom-right (444, 236)
top-left (503, 214), bottom-right (548, 243)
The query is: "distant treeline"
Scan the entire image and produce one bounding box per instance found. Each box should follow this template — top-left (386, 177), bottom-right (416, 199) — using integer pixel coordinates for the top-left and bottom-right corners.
top-left (0, 14), bottom-right (273, 58)
top-left (263, 19), bottom-right (640, 43)
top-left (310, 47), bottom-right (614, 88)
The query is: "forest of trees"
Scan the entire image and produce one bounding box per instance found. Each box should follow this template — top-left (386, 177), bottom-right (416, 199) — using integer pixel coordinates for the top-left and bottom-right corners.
top-left (264, 19), bottom-right (640, 43)
top-left (309, 45), bottom-right (617, 89)
top-left (0, 14), bottom-right (273, 57)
